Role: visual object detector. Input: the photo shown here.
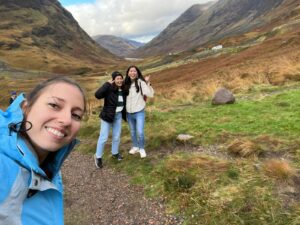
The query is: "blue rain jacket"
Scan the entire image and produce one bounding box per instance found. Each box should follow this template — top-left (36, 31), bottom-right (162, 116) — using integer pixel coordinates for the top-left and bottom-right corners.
top-left (0, 94), bottom-right (78, 225)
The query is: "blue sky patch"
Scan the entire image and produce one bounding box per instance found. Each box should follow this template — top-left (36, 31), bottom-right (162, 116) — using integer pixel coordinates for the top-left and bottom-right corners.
top-left (59, 0), bottom-right (94, 6)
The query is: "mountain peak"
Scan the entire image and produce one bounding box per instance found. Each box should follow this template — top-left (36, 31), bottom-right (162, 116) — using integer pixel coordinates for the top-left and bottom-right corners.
top-left (93, 35), bottom-right (144, 57)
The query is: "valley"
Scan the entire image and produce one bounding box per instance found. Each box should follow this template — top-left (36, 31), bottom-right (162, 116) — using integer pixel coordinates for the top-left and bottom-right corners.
top-left (1, 0), bottom-right (300, 224)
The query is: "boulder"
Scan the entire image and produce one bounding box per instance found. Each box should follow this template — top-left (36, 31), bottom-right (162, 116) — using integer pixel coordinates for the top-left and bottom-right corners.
top-left (212, 88), bottom-right (235, 105)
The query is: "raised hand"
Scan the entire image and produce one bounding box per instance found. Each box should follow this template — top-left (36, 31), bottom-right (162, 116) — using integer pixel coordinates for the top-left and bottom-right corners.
top-left (145, 75), bottom-right (151, 83)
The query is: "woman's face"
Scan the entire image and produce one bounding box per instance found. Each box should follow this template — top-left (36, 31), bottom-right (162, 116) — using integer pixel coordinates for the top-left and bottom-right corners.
top-left (24, 82), bottom-right (85, 160)
top-left (114, 75), bottom-right (123, 87)
top-left (128, 67), bottom-right (138, 80)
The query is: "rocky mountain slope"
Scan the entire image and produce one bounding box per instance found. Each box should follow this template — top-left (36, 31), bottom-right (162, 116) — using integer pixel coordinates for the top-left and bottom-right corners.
top-left (0, 0), bottom-right (119, 74)
top-left (132, 2), bottom-right (215, 57)
top-left (143, 0), bottom-right (300, 97)
top-left (133, 0), bottom-right (291, 57)
top-left (93, 35), bottom-right (144, 58)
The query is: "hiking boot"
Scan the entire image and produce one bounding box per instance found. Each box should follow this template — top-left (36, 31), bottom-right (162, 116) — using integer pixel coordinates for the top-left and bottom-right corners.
top-left (139, 149), bottom-right (147, 158)
top-left (94, 154), bottom-right (103, 168)
top-left (129, 147), bottom-right (139, 155)
top-left (112, 153), bottom-right (123, 161)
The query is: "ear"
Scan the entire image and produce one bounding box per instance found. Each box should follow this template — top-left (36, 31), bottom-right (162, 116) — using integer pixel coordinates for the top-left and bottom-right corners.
top-left (21, 100), bottom-right (29, 116)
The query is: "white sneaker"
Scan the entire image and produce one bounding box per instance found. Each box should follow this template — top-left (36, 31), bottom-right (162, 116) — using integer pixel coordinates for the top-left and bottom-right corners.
top-left (139, 149), bottom-right (147, 158)
top-left (129, 147), bottom-right (139, 155)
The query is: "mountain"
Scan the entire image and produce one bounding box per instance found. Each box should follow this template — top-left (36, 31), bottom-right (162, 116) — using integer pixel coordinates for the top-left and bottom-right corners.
top-left (127, 40), bottom-right (144, 48)
top-left (0, 0), bottom-right (119, 74)
top-left (132, 0), bottom-right (287, 57)
top-left (93, 35), bottom-right (144, 57)
top-left (143, 0), bottom-right (300, 93)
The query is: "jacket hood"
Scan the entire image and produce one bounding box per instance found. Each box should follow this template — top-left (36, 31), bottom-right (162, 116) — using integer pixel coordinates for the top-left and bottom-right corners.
top-left (0, 94), bottom-right (78, 178)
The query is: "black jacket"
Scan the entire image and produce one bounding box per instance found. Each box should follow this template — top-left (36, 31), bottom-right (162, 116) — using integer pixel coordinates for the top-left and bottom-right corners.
top-left (95, 82), bottom-right (128, 123)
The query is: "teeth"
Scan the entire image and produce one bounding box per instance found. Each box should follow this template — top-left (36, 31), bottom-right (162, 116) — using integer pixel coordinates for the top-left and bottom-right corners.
top-left (46, 127), bottom-right (65, 138)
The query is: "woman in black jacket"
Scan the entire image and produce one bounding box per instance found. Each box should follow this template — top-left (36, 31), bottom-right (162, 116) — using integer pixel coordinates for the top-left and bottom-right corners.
top-left (94, 71), bottom-right (127, 168)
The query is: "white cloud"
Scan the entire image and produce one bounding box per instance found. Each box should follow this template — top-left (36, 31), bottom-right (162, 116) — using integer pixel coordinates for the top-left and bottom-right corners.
top-left (65, 0), bottom-right (212, 42)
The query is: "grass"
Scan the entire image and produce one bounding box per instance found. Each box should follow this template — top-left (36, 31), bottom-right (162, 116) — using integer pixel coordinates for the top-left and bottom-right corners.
top-left (76, 85), bottom-right (300, 225)
top-left (263, 159), bottom-right (297, 182)
top-left (108, 152), bottom-right (298, 225)
top-left (144, 88), bottom-right (300, 148)
top-left (227, 139), bottom-right (262, 157)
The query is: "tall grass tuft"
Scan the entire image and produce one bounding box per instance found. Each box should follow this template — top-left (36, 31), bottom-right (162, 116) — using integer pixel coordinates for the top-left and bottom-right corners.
top-left (227, 139), bottom-right (262, 157)
top-left (263, 159), bottom-right (297, 182)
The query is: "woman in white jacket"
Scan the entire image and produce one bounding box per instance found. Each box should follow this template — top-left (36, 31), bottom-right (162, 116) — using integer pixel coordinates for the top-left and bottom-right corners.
top-left (124, 65), bottom-right (154, 158)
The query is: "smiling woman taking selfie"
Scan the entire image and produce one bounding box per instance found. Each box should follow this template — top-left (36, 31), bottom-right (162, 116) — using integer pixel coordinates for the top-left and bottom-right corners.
top-left (0, 77), bottom-right (86, 225)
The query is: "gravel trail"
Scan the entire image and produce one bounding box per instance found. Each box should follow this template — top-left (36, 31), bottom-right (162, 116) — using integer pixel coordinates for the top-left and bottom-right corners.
top-left (63, 151), bottom-right (182, 225)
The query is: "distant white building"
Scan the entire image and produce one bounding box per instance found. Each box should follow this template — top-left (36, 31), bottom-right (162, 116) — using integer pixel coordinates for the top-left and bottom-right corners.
top-left (211, 45), bottom-right (223, 50)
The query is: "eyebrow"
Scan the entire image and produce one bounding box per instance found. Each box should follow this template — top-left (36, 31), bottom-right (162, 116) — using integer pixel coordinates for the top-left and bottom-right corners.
top-left (49, 96), bottom-right (84, 112)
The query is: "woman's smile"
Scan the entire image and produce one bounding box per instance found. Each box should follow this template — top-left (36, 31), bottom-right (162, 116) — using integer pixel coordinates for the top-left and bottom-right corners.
top-left (46, 126), bottom-right (66, 138)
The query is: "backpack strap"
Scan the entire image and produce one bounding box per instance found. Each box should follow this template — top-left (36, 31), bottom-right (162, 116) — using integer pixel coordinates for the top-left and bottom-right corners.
top-left (139, 81), bottom-right (144, 96)
top-left (139, 80), bottom-right (147, 102)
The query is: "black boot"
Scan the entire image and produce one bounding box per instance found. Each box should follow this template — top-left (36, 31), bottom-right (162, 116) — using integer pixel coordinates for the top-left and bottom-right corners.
top-left (94, 154), bottom-right (103, 168)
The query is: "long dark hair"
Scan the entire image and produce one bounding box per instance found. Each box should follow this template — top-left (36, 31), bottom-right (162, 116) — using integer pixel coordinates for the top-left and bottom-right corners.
top-left (124, 65), bottom-right (145, 93)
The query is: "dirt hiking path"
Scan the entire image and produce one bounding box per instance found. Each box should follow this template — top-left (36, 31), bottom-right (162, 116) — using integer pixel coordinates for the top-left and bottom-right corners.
top-left (62, 151), bottom-right (183, 225)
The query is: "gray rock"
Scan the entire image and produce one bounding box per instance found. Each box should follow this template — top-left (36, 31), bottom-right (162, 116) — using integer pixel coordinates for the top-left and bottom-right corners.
top-left (212, 88), bottom-right (235, 105)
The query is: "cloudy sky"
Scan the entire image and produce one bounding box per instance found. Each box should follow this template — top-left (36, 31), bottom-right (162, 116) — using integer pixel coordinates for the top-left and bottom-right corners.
top-left (59, 0), bottom-right (212, 43)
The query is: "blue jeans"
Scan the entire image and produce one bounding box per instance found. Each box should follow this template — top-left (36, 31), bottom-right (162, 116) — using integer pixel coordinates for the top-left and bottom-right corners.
top-left (127, 110), bottom-right (145, 149)
top-left (95, 112), bottom-right (122, 158)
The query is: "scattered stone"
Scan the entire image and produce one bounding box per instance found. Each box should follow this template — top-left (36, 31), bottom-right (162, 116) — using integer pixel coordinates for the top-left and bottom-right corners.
top-left (176, 134), bottom-right (194, 142)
